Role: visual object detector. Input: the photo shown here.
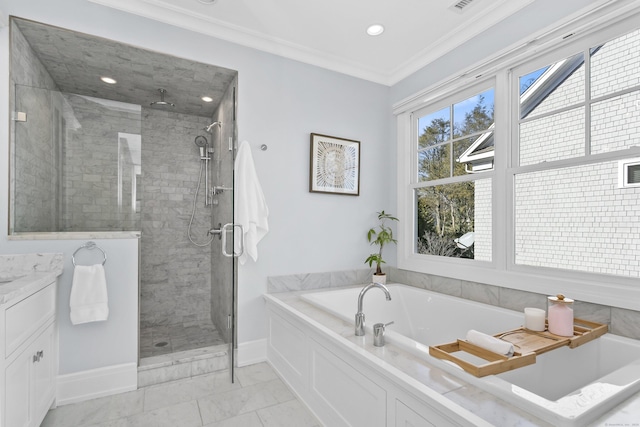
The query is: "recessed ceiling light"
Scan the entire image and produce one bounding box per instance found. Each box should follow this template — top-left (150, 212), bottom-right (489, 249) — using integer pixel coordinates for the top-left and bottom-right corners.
top-left (366, 24), bottom-right (385, 36)
top-left (198, 0), bottom-right (218, 4)
top-left (201, 96), bottom-right (213, 103)
top-left (100, 76), bottom-right (117, 84)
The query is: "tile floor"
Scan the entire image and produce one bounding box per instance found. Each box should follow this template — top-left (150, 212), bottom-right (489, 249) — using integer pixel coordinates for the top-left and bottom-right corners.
top-left (140, 318), bottom-right (225, 358)
top-left (42, 363), bottom-right (321, 427)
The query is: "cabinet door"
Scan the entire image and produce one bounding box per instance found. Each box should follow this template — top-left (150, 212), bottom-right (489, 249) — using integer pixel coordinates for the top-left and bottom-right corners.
top-left (396, 401), bottom-right (436, 427)
top-left (6, 352), bottom-right (31, 427)
top-left (32, 325), bottom-right (56, 424)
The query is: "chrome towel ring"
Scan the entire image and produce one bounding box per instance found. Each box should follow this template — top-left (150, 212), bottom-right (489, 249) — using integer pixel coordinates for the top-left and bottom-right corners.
top-left (72, 241), bottom-right (107, 266)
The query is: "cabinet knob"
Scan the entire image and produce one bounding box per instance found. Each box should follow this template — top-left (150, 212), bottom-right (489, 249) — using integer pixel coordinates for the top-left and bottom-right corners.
top-left (32, 350), bottom-right (44, 363)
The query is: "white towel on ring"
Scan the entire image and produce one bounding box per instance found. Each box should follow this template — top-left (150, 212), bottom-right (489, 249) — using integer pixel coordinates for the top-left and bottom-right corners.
top-left (466, 329), bottom-right (514, 356)
top-left (70, 264), bottom-right (109, 325)
top-left (234, 140), bottom-right (269, 264)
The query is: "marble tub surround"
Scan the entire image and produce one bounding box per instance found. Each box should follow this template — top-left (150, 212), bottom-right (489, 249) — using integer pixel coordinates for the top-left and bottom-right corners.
top-left (388, 267), bottom-right (640, 341)
top-left (267, 267), bottom-right (379, 293)
top-left (267, 288), bottom-right (640, 426)
top-left (267, 267), bottom-right (640, 341)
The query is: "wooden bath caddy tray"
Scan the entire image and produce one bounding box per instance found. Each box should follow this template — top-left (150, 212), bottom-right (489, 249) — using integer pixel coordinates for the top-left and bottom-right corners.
top-left (428, 318), bottom-right (607, 377)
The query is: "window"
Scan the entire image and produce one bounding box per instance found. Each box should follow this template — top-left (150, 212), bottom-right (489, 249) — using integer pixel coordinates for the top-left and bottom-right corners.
top-left (513, 28), bottom-right (640, 279)
top-left (619, 157), bottom-right (640, 188)
top-left (396, 7), bottom-right (640, 305)
top-left (413, 87), bottom-right (494, 260)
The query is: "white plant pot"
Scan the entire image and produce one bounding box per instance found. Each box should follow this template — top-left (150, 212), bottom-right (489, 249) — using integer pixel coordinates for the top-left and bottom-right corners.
top-left (372, 274), bottom-right (387, 284)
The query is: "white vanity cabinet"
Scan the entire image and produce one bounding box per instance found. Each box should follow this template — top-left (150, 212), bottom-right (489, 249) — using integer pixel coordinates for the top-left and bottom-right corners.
top-left (1, 279), bottom-right (58, 427)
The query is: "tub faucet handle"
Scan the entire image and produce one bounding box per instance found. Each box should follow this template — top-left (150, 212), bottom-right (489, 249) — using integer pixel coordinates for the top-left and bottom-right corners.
top-left (355, 282), bottom-right (392, 336)
top-left (373, 321), bottom-right (394, 347)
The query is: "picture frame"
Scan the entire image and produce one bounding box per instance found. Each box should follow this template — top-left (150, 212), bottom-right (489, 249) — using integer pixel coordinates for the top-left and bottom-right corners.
top-left (309, 133), bottom-right (360, 196)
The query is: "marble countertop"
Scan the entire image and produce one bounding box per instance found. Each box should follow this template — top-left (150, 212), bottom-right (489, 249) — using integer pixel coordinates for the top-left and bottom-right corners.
top-left (0, 271), bottom-right (60, 305)
top-left (266, 289), bottom-right (640, 427)
top-left (0, 253), bottom-right (63, 304)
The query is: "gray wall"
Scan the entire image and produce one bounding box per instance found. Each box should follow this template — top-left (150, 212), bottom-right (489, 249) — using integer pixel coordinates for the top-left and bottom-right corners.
top-left (139, 108), bottom-right (213, 328)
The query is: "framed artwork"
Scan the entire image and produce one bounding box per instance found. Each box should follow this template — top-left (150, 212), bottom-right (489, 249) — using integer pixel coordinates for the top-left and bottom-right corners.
top-left (309, 133), bottom-right (360, 196)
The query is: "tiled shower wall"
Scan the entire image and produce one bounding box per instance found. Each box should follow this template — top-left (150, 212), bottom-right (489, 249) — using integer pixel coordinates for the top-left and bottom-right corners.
top-left (140, 108), bottom-right (213, 328)
top-left (61, 94), bottom-right (141, 231)
top-left (11, 22), bottom-right (141, 233)
top-left (267, 267), bottom-right (640, 341)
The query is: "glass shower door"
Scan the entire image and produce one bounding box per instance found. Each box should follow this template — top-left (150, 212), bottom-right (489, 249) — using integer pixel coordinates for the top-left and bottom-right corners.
top-left (209, 83), bottom-right (238, 382)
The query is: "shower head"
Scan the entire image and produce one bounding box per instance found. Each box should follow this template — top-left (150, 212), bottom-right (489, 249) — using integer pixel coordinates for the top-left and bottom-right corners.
top-left (194, 135), bottom-right (208, 147)
top-left (204, 121), bottom-right (222, 132)
top-left (195, 135), bottom-right (209, 158)
top-left (150, 88), bottom-right (175, 107)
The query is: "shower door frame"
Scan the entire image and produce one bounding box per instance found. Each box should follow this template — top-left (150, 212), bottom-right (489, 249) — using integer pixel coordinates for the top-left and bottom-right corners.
top-left (208, 82), bottom-right (239, 383)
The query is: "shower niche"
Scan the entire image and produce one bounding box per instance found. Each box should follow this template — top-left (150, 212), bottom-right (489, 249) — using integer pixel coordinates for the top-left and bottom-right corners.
top-left (9, 17), bottom-right (239, 371)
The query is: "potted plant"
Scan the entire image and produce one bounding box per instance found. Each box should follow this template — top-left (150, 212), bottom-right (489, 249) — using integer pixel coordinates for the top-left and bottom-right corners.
top-left (365, 210), bottom-right (398, 284)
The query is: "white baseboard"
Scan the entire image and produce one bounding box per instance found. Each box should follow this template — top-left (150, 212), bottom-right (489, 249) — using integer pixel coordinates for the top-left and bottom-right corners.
top-left (57, 363), bottom-right (138, 406)
top-left (236, 338), bottom-right (267, 367)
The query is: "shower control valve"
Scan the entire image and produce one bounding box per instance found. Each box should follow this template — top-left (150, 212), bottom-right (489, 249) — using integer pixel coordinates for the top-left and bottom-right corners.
top-left (207, 223), bottom-right (223, 239)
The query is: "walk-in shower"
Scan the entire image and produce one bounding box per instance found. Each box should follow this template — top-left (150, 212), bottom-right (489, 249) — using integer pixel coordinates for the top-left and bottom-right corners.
top-left (10, 18), bottom-right (239, 378)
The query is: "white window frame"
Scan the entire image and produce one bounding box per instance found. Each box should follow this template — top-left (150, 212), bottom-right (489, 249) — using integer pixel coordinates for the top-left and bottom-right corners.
top-left (410, 80), bottom-right (496, 262)
top-left (618, 157), bottom-right (640, 188)
top-left (395, 3), bottom-right (640, 310)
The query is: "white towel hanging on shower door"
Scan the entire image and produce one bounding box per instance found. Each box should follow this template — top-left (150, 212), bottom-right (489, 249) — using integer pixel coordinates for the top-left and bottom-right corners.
top-left (234, 140), bottom-right (269, 264)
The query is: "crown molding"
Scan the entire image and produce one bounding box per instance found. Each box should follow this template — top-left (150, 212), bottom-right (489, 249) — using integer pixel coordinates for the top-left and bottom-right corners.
top-left (89, 0), bottom-right (540, 86)
top-left (392, 0), bottom-right (636, 114)
top-left (89, 0), bottom-right (390, 84)
top-left (387, 0), bottom-right (535, 85)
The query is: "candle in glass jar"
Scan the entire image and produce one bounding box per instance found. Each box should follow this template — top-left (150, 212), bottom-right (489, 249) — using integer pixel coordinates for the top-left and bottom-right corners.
top-left (547, 294), bottom-right (574, 337)
top-left (524, 307), bottom-right (546, 331)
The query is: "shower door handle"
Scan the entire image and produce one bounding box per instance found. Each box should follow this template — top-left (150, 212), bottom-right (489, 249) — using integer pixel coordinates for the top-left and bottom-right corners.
top-left (221, 223), bottom-right (244, 257)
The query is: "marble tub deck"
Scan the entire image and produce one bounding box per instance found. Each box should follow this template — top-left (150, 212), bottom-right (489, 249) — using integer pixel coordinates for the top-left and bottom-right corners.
top-left (267, 288), bottom-right (640, 427)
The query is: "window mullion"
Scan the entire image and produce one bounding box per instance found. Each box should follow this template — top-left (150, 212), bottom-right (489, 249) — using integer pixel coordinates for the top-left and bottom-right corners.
top-left (495, 70), bottom-right (510, 272)
top-left (585, 46), bottom-right (592, 156)
top-left (449, 105), bottom-right (454, 178)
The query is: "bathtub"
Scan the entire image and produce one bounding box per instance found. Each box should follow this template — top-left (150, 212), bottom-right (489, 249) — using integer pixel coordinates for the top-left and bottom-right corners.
top-left (300, 284), bottom-right (640, 426)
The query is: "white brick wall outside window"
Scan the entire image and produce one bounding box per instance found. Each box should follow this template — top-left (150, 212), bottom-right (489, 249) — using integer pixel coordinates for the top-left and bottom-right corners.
top-left (513, 28), bottom-right (640, 278)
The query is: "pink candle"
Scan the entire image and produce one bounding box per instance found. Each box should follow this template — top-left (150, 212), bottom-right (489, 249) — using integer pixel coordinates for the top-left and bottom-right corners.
top-left (547, 294), bottom-right (574, 337)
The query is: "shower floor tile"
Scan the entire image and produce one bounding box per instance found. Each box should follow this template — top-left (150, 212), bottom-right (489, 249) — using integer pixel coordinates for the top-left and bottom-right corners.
top-left (141, 318), bottom-right (225, 358)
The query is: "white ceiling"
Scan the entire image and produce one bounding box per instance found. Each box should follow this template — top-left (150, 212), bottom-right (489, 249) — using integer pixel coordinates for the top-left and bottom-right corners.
top-left (89, 0), bottom-right (535, 85)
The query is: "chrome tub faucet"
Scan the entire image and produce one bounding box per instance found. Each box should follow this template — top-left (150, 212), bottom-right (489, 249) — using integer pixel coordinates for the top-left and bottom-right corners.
top-left (355, 282), bottom-right (392, 336)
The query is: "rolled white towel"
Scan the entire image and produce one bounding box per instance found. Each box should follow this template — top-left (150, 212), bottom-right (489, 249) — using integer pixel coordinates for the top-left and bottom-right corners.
top-left (466, 329), bottom-right (514, 356)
